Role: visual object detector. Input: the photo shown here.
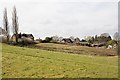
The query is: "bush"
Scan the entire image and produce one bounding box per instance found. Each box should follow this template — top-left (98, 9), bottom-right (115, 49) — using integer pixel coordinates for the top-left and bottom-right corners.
top-left (20, 38), bottom-right (34, 45)
top-left (107, 40), bottom-right (117, 46)
top-left (44, 37), bottom-right (52, 43)
top-left (0, 36), bottom-right (7, 43)
top-left (9, 38), bottom-right (35, 46)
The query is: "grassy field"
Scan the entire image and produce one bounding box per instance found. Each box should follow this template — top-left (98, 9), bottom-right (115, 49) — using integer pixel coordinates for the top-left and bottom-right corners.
top-left (35, 43), bottom-right (117, 56)
top-left (2, 43), bottom-right (118, 78)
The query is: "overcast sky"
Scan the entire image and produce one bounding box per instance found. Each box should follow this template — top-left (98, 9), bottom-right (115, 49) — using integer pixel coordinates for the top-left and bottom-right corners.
top-left (0, 0), bottom-right (118, 39)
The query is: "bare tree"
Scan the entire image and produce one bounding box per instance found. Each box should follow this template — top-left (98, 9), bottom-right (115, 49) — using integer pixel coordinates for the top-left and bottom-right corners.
top-left (12, 6), bottom-right (19, 43)
top-left (3, 8), bottom-right (9, 42)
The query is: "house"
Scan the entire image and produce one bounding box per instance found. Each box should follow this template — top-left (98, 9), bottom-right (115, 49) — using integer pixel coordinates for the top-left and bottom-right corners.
top-left (11, 33), bottom-right (34, 42)
top-left (21, 33), bottom-right (34, 40)
top-left (107, 45), bottom-right (113, 49)
top-left (61, 38), bottom-right (73, 44)
top-left (73, 38), bottom-right (80, 45)
top-left (107, 44), bottom-right (117, 49)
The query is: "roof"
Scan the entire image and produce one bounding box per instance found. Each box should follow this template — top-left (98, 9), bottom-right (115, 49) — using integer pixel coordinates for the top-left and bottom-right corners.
top-left (74, 38), bottom-right (80, 43)
top-left (62, 38), bottom-right (73, 43)
top-left (12, 33), bottom-right (34, 38)
top-left (21, 34), bottom-right (33, 37)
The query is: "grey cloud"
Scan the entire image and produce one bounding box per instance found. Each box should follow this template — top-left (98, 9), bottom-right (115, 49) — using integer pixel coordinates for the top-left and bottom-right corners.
top-left (0, 0), bottom-right (118, 39)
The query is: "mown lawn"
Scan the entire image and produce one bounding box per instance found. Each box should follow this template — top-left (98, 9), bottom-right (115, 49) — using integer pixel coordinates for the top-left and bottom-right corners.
top-left (2, 43), bottom-right (118, 78)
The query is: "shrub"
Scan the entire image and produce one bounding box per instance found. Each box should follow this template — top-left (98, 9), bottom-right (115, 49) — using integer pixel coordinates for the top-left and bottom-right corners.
top-left (44, 37), bottom-right (52, 43)
top-left (107, 40), bottom-right (117, 46)
top-left (0, 36), bottom-right (7, 43)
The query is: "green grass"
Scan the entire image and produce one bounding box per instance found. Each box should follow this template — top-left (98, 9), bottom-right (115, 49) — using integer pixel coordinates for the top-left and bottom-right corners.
top-left (2, 43), bottom-right (118, 78)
